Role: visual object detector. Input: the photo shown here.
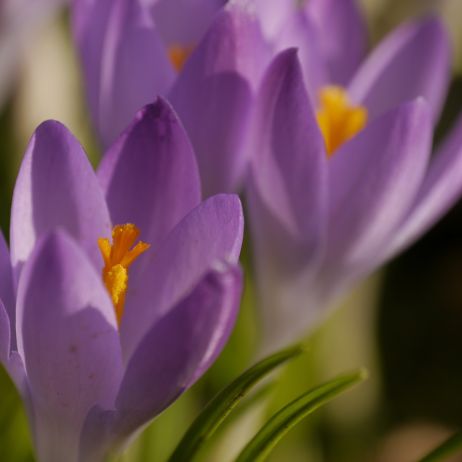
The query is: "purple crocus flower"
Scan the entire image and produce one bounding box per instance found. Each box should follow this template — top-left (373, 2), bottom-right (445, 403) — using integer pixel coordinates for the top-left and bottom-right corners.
top-left (247, 46), bottom-right (462, 350)
top-left (73, 0), bottom-right (451, 198)
top-left (72, 0), bottom-right (269, 195)
top-left (0, 98), bottom-right (244, 462)
top-left (251, 0), bottom-right (450, 118)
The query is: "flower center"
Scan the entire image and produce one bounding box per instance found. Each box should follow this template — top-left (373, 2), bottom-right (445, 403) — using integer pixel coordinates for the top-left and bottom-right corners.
top-left (98, 224), bottom-right (150, 325)
top-left (168, 44), bottom-right (194, 72)
top-left (316, 86), bottom-right (368, 157)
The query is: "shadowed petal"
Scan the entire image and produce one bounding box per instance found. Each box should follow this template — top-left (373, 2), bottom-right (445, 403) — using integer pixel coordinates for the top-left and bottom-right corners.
top-left (10, 121), bottom-right (111, 279)
top-left (0, 232), bottom-right (14, 340)
top-left (306, 0), bottom-right (367, 85)
top-left (120, 194), bottom-right (243, 360)
top-left (149, 0), bottom-right (225, 45)
top-left (382, 112), bottom-right (462, 261)
top-left (0, 300), bottom-right (10, 364)
top-left (326, 99), bottom-right (433, 278)
top-left (115, 264), bottom-right (242, 435)
top-left (98, 98), bottom-right (201, 249)
top-left (169, 5), bottom-right (268, 195)
top-left (16, 231), bottom-right (123, 462)
top-left (349, 17), bottom-right (451, 121)
top-left (73, 0), bottom-right (174, 148)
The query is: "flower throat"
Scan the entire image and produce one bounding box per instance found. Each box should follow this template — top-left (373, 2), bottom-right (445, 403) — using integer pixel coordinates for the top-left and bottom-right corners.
top-left (316, 86), bottom-right (368, 156)
top-left (98, 224), bottom-right (150, 325)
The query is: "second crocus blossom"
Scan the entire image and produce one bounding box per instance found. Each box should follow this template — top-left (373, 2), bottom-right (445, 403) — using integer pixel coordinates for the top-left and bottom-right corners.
top-left (72, 0), bottom-right (269, 195)
top-left (0, 98), bottom-right (244, 462)
top-left (248, 49), bottom-right (462, 351)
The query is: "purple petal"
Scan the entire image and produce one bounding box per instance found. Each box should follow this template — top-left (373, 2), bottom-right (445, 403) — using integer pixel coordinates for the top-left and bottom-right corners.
top-left (0, 299), bottom-right (10, 364)
top-left (120, 194), bottom-right (243, 360)
top-left (251, 0), bottom-right (295, 41)
top-left (98, 98), bottom-right (201, 249)
top-left (248, 48), bottom-right (327, 258)
top-left (272, 9), bottom-right (327, 100)
top-left (326, 99), bottom-right (433, 277)
top-left (246, 48), bottom-right (327, 351)
top-left (306, 0), bottom-right (367, 85)
top-left (169, 5), bottom-right (269, 195)
top-left (16, 231), bottom-right (123, 462)
top-left (10, 120), bottom-right (111, 279)
top-left (349, 17), bottom-right (451, 121)
top-left (149, 0), bottom-right (225, 45)
top-left (115, 264), bottom-right (242, 434)
top-left (382, 112), bottom-right (462, 261)
top-left (73, 0), bottom-right (175, 148)
top-left (0, 232), bottom-right (14, 340)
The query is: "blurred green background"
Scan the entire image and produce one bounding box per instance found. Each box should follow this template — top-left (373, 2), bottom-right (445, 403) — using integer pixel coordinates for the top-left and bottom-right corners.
top-left (1, 1), bottom-right (462, 461)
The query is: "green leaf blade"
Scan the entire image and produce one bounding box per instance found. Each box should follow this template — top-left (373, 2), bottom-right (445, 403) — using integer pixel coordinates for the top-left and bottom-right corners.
top-left (235, 368), bottom-right (368, 462)
top-left (168, 344), bottom-right (305, 462)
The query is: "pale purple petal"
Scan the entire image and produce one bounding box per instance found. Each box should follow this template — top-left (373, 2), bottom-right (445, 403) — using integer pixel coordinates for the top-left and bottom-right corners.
top-left (272, 9), bottom-right (327, 100)
top-left (0, 299), bottom-right (10, 364)
top-left (16, 231), bottom-right (123, 462)
top-left (247, 48), bottom-right (327, 351)
top-left (149, 0), bottom-right (225, 45)
top-left (250, 0), bottom-right (295, 41)
top-left (306, 0), bottom-right (367, 85)
top-left (98, 98), bottom-right (201, 249)
top-left (382, 112), bottom-right (462, 261)
top-left (115, 264), bottom-right (242, 434)
top-left (169, 4), bottom-right (269, 195)
top-left (349, 17), bottom-right (451, 121)
top-left (120, 194), bottom-right (243, 360)
top-left (73, 0), bottom-right (174, 148)
top-left (248, 48), bottom-right (327, 257)
top-left (10, 120), bottom-right (111, 279)
top-left (326, 99), bottom-right (433, 278)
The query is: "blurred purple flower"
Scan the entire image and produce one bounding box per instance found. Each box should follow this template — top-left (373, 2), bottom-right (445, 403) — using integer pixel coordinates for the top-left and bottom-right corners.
top-left (73, 0), bottom-right (452, 197)
top-left (247, 46), bottom-right (462, 350)
top-left (72, 0), bottom-right (269, 195)
top-left (0, 98), bottom-right (243, 462)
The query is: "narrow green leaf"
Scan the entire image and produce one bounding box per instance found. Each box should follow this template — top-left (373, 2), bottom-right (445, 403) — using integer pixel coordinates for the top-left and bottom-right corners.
top-left (235, 368), bottom-right (368, 462)
top-left (418, 431), bottom-right (462, 462)
top-left (168, 344), bottom-right (305, 462)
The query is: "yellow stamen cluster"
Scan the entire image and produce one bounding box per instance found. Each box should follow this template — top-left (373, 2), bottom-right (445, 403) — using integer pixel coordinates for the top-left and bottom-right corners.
top-left (316, 86), bottom-right (368, 156)
top-left (168, 44), bottom-right (194, 72)
top-left (98, 224), bottom-right (150, 325)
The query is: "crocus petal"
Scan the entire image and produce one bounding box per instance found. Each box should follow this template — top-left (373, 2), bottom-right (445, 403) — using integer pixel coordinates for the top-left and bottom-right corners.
top-left (382, 112), bottom-right (462, 261)
top-left (98, 98), bottom-right (201, 249)
top-left (115, 264), bottom-right (242, 435)
top-left (249, 0), bottom-right (295, 41)
top-left (272, 9), bottom-right (327, 99)
top-left (0, 299), bottom-right (10, 364)
top-left (306, 0), bottom-right (367, 85)
top-left (10, 120), bottom-right (111, 278)
top-left (326, 99), bottom-right (432, 279)
top-left (120, 194), bottom-right (243, 360)
top-left (0, 232), bottom-right (14, 333)
top-left (248, 48), bottom-right (327, 258)
top-left (73, 0), bottom-right (174, 148)
top-left (349, 17), bottom-right (451, 121)
top-left (169, 4), bottom-right (268, 195)
top-left (148, 0), bottom-right (225, 45)
top-left (246, 48), bottom-right (327, 351)
top-left (16, 231), bottom-right (123, 462)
